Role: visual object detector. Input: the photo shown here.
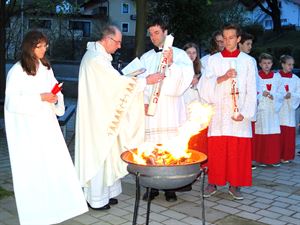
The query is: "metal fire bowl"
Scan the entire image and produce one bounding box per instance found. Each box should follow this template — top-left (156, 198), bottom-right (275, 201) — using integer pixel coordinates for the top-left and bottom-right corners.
top-left (121, 149), bottom-right (207, 190)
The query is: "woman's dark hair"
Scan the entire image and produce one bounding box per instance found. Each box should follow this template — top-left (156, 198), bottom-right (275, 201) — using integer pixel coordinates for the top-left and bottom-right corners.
top-left (209, 30), bottom-right (222, 55)
top-left (183, 42), bottom-right (201, 76)
top-left (20, 30), bottom-right (51, 76)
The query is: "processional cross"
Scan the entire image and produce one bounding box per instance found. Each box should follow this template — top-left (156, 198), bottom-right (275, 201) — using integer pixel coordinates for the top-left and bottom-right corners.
top-left (230, 79), bottom-right (239, 114)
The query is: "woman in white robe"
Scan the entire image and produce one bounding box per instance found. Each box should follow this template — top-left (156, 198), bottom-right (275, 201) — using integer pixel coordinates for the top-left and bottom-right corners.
top-left (4, 30), bottom-right (88, 225)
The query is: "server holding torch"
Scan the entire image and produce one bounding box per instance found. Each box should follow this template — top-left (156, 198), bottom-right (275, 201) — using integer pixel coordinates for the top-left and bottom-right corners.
top-left (140, 17), bottom-right (194, 202)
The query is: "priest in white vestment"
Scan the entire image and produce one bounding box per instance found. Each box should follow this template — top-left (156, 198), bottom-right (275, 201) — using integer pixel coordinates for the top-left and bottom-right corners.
top-left (5, 30), bottom-right (88, 225)
top-left (75, 25), bottom-right (164, 210)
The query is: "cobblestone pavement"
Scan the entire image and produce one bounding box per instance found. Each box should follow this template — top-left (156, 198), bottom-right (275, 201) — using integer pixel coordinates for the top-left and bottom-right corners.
top-left (1, 99), bottom-right (300, 225)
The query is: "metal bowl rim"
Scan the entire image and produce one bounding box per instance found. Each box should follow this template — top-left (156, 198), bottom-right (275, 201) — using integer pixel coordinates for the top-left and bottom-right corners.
top-left (120, 149), bottom-right (207, 167)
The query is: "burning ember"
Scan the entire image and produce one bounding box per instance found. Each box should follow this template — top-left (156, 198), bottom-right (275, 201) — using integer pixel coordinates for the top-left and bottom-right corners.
top-left (130, 102), bottom-right (214, 166)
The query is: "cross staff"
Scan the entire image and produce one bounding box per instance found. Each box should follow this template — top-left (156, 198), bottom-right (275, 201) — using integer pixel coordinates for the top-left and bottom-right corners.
top-left (231, 79), bottom-right (239, 113)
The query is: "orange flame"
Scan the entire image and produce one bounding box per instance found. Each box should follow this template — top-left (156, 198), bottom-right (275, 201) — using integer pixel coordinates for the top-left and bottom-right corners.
top-left (132, 102), bottom-right (214, 165)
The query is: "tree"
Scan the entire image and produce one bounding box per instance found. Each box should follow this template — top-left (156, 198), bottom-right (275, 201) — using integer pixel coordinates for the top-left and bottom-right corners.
top-left (0, 0), bottom-right (83, 106)
top-left (240, 0), bottom-right (281, 32)
top-left (134, 0), bottom-right (147, 57)
top-left (148, 0), bottom-right (218, 48)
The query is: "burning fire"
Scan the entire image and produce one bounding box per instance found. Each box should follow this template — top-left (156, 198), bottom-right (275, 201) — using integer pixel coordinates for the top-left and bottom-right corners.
top-left (131, 102), bottom-right (214, 165)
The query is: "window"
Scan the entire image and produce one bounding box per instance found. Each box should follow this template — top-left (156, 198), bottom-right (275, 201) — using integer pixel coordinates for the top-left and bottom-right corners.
top-left (69, 20), bottom-right (91, 37)
top-left (264, 20), bottom-right (272, 28)
top-left (281, 18), bottom-right (288, 25)
top-left (121, 23), bottom-right (129, 33)
top-left (29, 19), bottom-right (51, 29)
top-left (121, 3), bottom-right (129, 14)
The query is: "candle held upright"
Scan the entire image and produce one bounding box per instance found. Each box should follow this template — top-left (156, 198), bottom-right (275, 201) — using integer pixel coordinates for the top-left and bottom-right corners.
top-left (51, 82), bottom-right (63, 95)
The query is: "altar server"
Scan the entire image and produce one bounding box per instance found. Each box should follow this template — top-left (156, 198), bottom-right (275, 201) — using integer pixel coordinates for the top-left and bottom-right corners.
top-left (277, 55), bottom-right (300, 163)
top-left (202, 24), bottom-right (257, 200)
top-left (140, 17), bottom-right (194, 202)
top-left (254, 53), bottom-right (283, 166)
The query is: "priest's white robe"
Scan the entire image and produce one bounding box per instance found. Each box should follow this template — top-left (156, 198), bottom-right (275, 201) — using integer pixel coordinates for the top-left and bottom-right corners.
top-left (140, 47), bottom-right (194, 143)
top-left (5, 62), bottom-right (88, 225)
top-left (204, 52), bottom-right (257, 137)
top-left (75, 42), bottom-right (145, 208)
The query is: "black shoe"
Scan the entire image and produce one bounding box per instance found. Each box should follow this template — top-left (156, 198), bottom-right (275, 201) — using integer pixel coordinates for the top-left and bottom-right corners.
top-left (109, 198), bottom-right (118, 205)
top-left (176, 184), bottom-right (192, 192)
top-left (87, 202), bottom-right (110, 210)
top-left (252, 164), bottom-right (257, 170)
top-left (142, 188), bottom-right (159, 201)
top-left (165, 191), bottom-right (177, 202)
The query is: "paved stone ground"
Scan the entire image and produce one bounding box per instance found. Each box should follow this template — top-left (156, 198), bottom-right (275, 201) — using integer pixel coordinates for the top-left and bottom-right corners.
top-left (1, 99), bottom-right (300, 225)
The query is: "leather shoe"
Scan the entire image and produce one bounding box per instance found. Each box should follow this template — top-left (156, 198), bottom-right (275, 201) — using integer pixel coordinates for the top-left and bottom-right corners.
top-left (142, 188), bottom-right (159, 201)
top-left (87, 202), bottom-right (110, 210)
top-left (109, 198), bottom-right (118, 205)
top-left (165, 191), bottom-right (177, 202)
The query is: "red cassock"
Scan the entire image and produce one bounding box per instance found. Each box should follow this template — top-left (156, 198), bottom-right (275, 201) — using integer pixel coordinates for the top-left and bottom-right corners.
top-left (251, 122), bottom-right (256, 160)
top-left (280, 126), bottom-right (296, 160)
top-left (208, 136), bottom-right (252, 186)
top-left (188, 127), bottom-right (208, 168)
top-left (254, 134), bottom-right (281, 164)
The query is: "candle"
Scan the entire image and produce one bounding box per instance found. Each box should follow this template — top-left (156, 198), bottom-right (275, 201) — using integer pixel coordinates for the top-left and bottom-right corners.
top-left (266, 84), bottom-right (272, 91)
top-left (51, 82), bottom-right (63, 95)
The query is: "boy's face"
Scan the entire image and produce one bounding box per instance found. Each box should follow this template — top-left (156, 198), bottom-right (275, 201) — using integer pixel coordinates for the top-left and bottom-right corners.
top-left (223, 29), bottom-right (241, 52)
top-left (259, 59), bottom-right (273, 73)
top-left (239, 39), bottom-right (253, 54)
top-left (282, 59), bottom-right (294, 73)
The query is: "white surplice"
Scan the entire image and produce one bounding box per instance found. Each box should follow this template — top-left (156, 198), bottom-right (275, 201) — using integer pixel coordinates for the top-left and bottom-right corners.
top-left (140, 47), bottom-right (194, 143)
top-left (203, 52), bottom-right (257, 137)
top-left (75, 42), bottom-right (145, 208)
top-left (5, 62), bottom-right (88, 225)
top-left (255, 73), bottom-right (284, 134)
top-left (277, 73), bottom-right (300, 127)
top-left (198, 54), bottom-right (216, 104)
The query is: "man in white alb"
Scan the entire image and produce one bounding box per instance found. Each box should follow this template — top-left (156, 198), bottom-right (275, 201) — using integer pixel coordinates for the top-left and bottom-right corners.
top-left (140, 17), bottom-right (194, 202)
top-left (75, 24), bottom-right (164, 210)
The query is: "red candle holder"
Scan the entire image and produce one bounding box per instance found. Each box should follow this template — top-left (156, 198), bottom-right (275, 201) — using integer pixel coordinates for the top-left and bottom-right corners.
top-left (284, 84), bottom-right (289, 92)
top-left (51, 83), bottom-right (63, 95)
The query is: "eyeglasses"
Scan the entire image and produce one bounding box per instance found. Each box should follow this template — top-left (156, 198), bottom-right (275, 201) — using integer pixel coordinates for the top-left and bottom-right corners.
top-left (108, 37), bottom-right (122, 45)
top-left (35, 44), bottom-right (49, 49)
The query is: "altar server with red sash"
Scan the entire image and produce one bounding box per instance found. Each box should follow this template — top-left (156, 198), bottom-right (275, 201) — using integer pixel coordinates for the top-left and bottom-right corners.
top-left (277, 55), bottom-right (300, 163)
top-left (202, 24), bottom-right (257, 200)
top-left (254, 53), bottom-right (284, 166)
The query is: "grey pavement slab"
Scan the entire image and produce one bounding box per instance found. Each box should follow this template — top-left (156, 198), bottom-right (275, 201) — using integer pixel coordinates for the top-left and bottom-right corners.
top-left (1, 98), bottom-right (300, 225)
